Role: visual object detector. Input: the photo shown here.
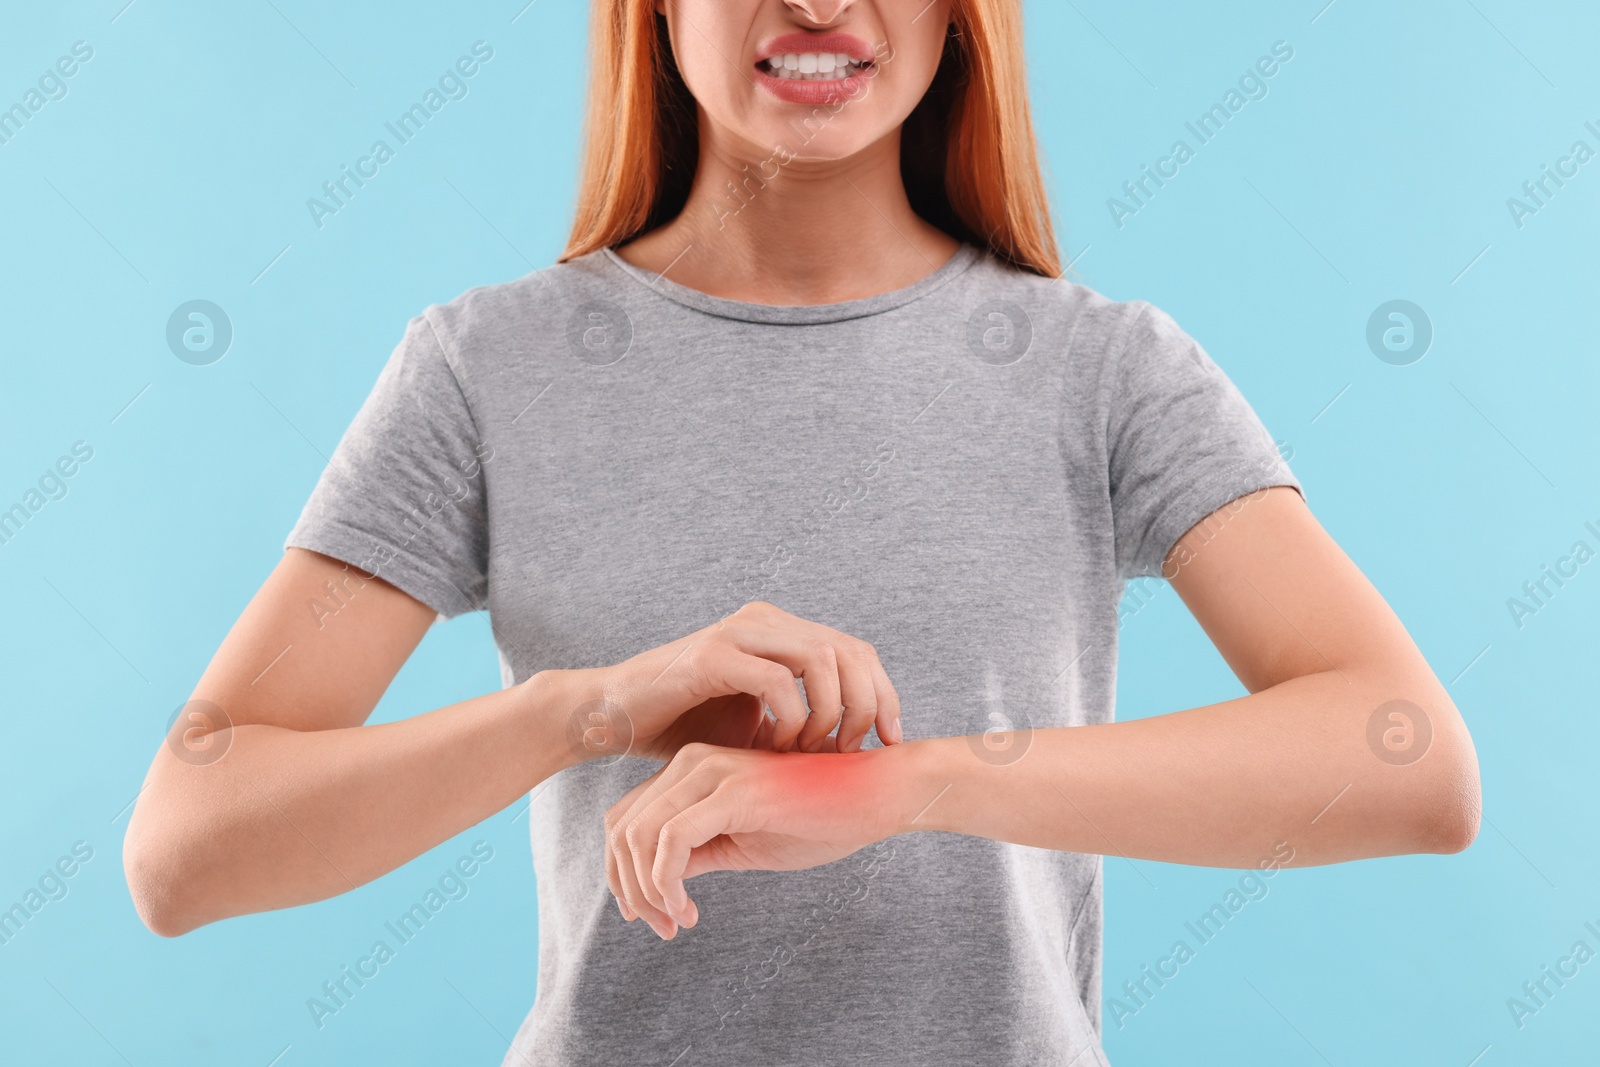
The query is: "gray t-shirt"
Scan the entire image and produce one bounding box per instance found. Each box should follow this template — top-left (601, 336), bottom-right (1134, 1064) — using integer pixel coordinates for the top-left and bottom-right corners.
top-left (286, 242), bottom-right (1298, 1066)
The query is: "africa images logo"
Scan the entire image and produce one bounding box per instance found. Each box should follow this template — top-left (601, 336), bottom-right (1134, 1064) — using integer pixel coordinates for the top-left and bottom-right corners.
top-left (166, 300), bottom-right (233, 365)
top-left (966, 299), bottom-right (1033, 366)
top-left (567, 301), bottom-right (634, 366)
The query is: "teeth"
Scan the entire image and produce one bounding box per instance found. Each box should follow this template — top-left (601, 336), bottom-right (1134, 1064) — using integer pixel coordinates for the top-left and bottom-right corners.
top-left (763, 53), bottom-right (869, 81)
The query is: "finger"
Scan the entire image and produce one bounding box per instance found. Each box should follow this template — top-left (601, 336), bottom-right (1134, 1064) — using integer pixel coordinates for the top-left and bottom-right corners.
top-left (604, 828), bottom-right (634, 921)
top-left (604, 777), bottom-right (658, 923)
top-left (607, 779), bottom-right (679, 938)
top-left (709, 628), bottom-right (841, 753)
top-left (611, 816), bottom-right (675, 938)
top-left (692, 649), bottom-right (810, 753)
top-left (627, 774), bottom-right (719, 925)
top-left (732, 613), bottom-right (895, 751)
top-left (832, 641), bottom-right (882, 752)
top-left (866, 649), bottom-right (903, 745)
top-left (792, 641), bottom-right (843, 753)
top-left (654, 791), bottom-right (738, 921)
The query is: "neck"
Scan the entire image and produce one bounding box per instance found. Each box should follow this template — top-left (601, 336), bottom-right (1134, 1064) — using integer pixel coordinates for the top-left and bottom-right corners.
top-left (613, 125), bottom-right (962, 306)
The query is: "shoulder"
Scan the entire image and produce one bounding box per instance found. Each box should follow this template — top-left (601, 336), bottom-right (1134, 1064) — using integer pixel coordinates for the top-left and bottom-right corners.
top-left (956, 249), bottom-right (1182, 382)
top-left (403, 250), bottom-right (623, 376)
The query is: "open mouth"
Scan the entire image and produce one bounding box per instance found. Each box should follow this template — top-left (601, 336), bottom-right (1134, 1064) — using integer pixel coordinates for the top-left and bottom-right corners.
top-left (756, 52), bottom-right (875, 82)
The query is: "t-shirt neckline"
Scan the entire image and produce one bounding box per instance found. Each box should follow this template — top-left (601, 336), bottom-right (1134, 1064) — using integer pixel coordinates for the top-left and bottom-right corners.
top-left (599, 241), bottom-right (983, 325)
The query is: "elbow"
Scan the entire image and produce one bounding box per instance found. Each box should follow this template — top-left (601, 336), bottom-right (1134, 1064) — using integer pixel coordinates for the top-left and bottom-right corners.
top-left (1411, 710), bottom-right (1482, 856)
top-left (123, 811), bottom-right (205, 939)
top-left (131, 896), bottom-right (195, 940)
top-left (125, 847), bottom-right (197, 938)
top-left (1359, 681), bottom-right (1481, 857)
top-left (125, 866), bottom-right (192, 939)
top-left (1418, 772), bottom-right (1481, 855)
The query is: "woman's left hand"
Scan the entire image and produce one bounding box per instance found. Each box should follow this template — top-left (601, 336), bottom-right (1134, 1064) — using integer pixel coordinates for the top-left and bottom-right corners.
top-left (603, 742), bottom-right (911, 939)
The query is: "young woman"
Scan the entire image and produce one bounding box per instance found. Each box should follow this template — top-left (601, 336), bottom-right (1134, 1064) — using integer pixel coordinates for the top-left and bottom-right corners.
top-left (125, 1), bottom-right (1481, 1063)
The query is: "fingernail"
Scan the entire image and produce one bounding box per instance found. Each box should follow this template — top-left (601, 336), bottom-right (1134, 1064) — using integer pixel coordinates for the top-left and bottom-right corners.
top-left (890, 716), bottom-right (903, 743)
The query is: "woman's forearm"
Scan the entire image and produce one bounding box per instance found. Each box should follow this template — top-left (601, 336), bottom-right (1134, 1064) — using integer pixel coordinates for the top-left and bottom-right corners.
top-left (884, 668), bottom-right (1480, 868)
top-left (124, 668), bottom-right (597, 936)
top-left (600, 664), bottom-right (1480, 936)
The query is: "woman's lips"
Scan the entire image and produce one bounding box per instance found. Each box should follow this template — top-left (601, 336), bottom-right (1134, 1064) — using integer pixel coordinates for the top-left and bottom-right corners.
top-left (753, 32), bottom-right (879, 105)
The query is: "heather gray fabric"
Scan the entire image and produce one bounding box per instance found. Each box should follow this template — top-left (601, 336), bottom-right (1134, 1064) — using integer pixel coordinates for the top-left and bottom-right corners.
top-left (286, 242), bottom-right (1299, 1067)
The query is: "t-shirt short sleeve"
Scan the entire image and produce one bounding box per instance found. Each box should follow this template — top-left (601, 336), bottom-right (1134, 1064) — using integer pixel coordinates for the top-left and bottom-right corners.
top-left (285, 312), bottom-right (491, 618)
top-left (1107, 302), bottom-right (1300, 580)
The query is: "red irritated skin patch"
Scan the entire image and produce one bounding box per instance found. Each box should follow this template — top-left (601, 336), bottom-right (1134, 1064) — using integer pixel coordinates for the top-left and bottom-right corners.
top-left (603, 745), bottom-right (909, 940)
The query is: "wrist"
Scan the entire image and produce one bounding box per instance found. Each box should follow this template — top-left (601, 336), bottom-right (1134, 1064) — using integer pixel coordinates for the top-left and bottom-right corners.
top-left (869, 737), bottom-right (958, 838)
top-left (519, 667), bottom-right (609, 772)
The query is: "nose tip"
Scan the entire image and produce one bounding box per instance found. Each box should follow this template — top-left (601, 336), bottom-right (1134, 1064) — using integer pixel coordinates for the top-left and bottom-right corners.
top-left (785, 0), bottom-right (853, 27)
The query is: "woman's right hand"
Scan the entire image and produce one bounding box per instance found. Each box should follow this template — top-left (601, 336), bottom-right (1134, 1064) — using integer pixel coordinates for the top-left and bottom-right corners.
top-left (123, 553), bottom-right (901, 935)
top-left (560, 601), bottom-right (904, 763)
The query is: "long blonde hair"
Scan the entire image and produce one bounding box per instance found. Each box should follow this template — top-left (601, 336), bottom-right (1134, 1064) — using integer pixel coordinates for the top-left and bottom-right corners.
top-left (561, 0), bottom-right (1061, 277)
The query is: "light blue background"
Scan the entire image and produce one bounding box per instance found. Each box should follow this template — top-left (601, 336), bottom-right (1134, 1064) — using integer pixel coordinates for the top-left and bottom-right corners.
top-left (1, 1), bottom-right (1595, 1063)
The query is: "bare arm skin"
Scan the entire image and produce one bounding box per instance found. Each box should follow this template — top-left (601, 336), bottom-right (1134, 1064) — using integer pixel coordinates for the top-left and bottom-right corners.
top-left (124, 551), bottom-right (902, 938)
top-left (604, 488), bottom-right (1482, 936)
